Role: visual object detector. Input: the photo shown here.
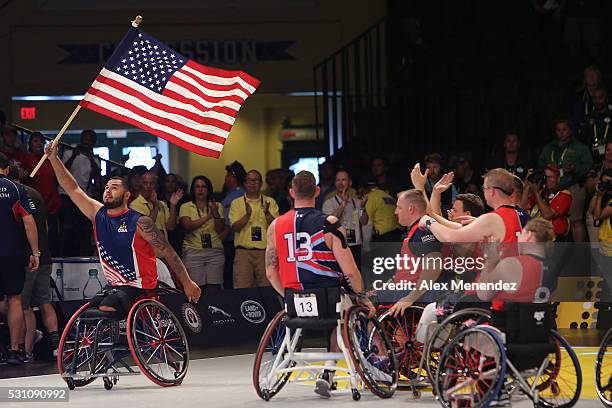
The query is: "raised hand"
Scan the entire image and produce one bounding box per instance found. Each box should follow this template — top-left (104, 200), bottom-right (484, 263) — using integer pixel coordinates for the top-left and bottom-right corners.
top-left (411, 163), bottom-right (429, 191)
top-left (434, 172), bottom-right (455, 193)
top-left (170, 188), bottom-right (184, 206)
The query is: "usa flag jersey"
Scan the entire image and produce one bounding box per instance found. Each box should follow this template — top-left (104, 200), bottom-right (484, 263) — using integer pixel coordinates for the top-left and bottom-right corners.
top-left (94, 208), bottom-right (157, 289)
top-left (275, 208), bottom-right (342, 290)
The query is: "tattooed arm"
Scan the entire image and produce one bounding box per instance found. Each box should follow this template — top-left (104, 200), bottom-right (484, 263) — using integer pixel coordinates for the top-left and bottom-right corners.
top-left (136, 215), bottom-right (201, 302)
top-left (265, 220), bottom-right (284, 296)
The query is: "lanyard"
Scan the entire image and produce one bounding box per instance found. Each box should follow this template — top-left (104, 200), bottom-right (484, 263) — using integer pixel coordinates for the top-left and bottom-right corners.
top-left (244, 194), bottom-right (265, 224)
top-left (196, 202), bottom-right (209, 218)
top-left (550, 147), bottom-right (568, 166)
top-left (594, 121), bottom-right (610, 146)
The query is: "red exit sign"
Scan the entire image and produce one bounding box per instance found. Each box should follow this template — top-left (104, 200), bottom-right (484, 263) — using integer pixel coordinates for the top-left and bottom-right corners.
top-left (20, 107), bottom-right (36, 120)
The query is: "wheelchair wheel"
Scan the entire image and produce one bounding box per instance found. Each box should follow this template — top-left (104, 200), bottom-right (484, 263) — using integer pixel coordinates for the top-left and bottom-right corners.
top-left (525, 330), bottom-right (581, 408)
top-left (597, 328), bottom-right (612, 407)
top-left (376, 306), bottom-right (424, 381)
top-left (127, 299), bottom-right (189, 387)
top-left (425, 307), bottom-right (491, 385)
top-left (344, 306), bottom-right (398, 399)
top-left (435, 327), bottom-right (506, 408)
top-left (57, 303), bottom-right (113, 387)
top-left (253, 310), bottom-right (299, 401)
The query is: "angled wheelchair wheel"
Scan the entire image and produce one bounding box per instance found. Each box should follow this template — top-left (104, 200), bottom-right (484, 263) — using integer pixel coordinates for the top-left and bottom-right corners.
top-left (57, 303), bottom-right (114, 388)
top-left (524, 330), bottom-right (581, 408)
top-left (344, 306), bottom-right (398, 399)
top-left (253, 310), bottom-right (300, 401)
top-left (435, 327), bottom-right (506, 408)
top-left (425, 307), bottom-right (491, 385)
top-left (597, 328), bottom-right (612, 407)
top-left (127, 299), bottom-right (189, 387)
top-left (376, 306), bottom-right (424, 382)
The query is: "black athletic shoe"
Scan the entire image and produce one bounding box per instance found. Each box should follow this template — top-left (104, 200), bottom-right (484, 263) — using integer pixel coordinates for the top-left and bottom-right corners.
top-left (314, 370), bottom-right (334, 398)
top-left (6, 349), bottom-right (25, 365)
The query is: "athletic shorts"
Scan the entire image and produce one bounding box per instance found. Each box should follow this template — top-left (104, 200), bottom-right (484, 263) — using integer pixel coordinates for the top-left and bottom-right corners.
top-left (21, 263), bottom-right (52, 309)
top-left (88, 285), bottom-right (145, 318)
top-left (0, 255), bottom-right (27, 297)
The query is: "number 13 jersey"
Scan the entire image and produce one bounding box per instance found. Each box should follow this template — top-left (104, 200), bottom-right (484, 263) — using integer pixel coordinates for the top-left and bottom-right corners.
top-left (275, 208), bottom-right (342, 290)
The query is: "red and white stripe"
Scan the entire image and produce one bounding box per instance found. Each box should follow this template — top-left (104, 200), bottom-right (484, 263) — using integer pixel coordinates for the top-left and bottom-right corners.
top-left (80, 60), bottom-right (259, 158)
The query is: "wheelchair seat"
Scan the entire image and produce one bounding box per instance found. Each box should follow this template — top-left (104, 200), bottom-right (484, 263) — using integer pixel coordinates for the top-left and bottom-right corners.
top-left (284, 317), bottom-right (339, 330)
top-left (283, 286), bottom-right (344, 330)
top-left (79, 307), bottom-right (124, 320)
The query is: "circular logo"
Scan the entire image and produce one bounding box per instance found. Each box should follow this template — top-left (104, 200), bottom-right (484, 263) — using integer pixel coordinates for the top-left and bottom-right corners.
top-left (181, 303), bottom-right (203, 333)
top-left (240, 300), bottom-right (266, 324)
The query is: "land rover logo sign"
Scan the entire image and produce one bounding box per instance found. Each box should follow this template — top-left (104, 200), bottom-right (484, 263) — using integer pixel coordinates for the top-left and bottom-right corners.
top-left (181, 303), bottom-right (203, 333)
top-left (241, 300), bottom-right (266, 324)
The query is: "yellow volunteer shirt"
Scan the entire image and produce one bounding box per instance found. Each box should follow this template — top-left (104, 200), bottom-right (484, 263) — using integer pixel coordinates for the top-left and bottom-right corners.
top-left (599, 198), bottom-right (612, 256)
top-left (179, 201), bottom-right (225, 250)
top-left (130, 194), bottom-right (170, 238)
top-left (365, 188), bottom-right (399, 235)
top-left (229, 194), bottom-right (279, 249)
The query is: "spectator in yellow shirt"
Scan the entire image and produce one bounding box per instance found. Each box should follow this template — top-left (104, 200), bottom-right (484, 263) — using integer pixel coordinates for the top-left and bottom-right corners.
top-left (130, 172), bottom-right (182, 258)
top-left (179, 176), bottom-right (227, 293)
top-left (229, 170), bottom-right (279, 288)
top-left (363, 182), bottom-right (402, 241)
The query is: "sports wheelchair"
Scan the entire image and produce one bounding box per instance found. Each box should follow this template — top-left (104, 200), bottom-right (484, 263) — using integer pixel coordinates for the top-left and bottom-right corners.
top-left (596, 325), bottom-right (612, 407)
top-left (252, 287), bottom-right (398, 401)
top-left (376, 302), bottom-right (491, 397)
top-left (435, 303), bottom-right (582, 408)
top-left (57, 284), bottom-right (189, 390)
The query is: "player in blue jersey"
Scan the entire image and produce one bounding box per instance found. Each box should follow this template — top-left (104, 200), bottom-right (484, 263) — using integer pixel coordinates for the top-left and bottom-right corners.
top-left (45, 143), bottom-right (200, 316)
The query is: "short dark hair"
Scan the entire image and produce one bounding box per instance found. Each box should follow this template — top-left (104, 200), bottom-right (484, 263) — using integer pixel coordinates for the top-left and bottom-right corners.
top-left (512, 175), bottom-right (524, 197)
top-left (291, 170), bottom-right (317, 199)
top-left (8, 163), bottom-right (19, 181)
top-left (80, 129), bottom-right (97, 143)
top-left (455, 193), bottom-right (485, 217)
top-left (0, 152), bottom-right (8, 169)
top-left (553, 117), bottom-right (571, 128)
top-left (424, 153), bottom-right (442, 165)
top-left (108, 176), bottom-right (129, 190)
top-left (336, 169), bottom-right (351, 180)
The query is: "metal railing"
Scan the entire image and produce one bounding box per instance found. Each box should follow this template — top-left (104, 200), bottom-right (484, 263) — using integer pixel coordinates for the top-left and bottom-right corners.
top-left (9, 123), bottom-right (129, 176)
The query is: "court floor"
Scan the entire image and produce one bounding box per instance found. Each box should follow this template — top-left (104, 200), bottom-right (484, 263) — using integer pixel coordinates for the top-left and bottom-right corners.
top-left (0, 350), bottom-right (604, 408)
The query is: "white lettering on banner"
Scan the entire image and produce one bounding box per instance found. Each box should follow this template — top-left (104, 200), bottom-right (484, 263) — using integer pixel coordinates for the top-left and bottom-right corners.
top-left (293, 295), bottom-right (318, 317)
top-left (241, 300), bottom-right (266, 324)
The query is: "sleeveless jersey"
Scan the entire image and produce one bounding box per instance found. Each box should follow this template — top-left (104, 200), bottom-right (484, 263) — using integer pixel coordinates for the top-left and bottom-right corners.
top-left (394, 218), bottom-right (442, 284)
top-left (275, 208), bottom-right (342, 290)
top-left (493, 254), bottom-right (544, 303)
top-left (94, 208), bottom-right (157, 289)
top-left (493, 205), bottom-right (530, 258)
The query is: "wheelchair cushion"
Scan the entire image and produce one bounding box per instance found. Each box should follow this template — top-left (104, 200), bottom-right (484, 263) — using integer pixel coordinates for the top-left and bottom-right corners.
top-left (80, 307), bottom-right (123, 320)
top-left (284, 317), bottom-right (339, 330)
top-left (506, 341), bottom-right (556, 371)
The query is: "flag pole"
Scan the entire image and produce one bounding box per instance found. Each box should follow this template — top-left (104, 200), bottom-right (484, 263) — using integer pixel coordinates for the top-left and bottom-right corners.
top-left (30, 14), bottom-right (144, 177)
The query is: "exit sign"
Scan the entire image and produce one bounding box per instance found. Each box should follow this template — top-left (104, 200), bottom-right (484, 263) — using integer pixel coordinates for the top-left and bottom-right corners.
top-left (20, 107), bottom-right (36, 120)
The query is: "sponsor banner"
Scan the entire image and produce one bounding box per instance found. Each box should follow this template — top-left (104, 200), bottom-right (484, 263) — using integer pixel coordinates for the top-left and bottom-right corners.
top-left (56, 287), bottom-right (282, 349)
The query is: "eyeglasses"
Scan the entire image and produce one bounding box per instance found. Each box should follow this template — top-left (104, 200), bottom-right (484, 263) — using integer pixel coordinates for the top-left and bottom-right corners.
top-left (483, 185), bottom-right (513, 195)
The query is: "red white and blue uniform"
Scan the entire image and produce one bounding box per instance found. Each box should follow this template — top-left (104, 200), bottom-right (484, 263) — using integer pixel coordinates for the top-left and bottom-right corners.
top-left (94, 208), bottom-right (157, 289)
top-left (275, 208), bottom-right (342, 290)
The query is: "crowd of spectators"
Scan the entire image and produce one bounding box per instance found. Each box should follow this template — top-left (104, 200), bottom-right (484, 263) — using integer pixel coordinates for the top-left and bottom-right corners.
top-left (1, 63), bottom-right (612, 364)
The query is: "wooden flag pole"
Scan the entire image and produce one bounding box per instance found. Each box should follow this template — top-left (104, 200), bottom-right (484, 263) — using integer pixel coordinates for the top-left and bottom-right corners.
top-left (30, 15), bottom-right (143, 178)
top-left (29, 104), bottom-right (82, 177)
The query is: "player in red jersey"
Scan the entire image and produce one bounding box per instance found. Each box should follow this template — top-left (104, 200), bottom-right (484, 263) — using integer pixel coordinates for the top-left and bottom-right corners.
top-left (477, 218), bottom-right (553, 302)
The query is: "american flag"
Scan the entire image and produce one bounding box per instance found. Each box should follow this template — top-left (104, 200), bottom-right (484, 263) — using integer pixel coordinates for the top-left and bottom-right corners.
top-left (80, 27), bottom-right (260, 158)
